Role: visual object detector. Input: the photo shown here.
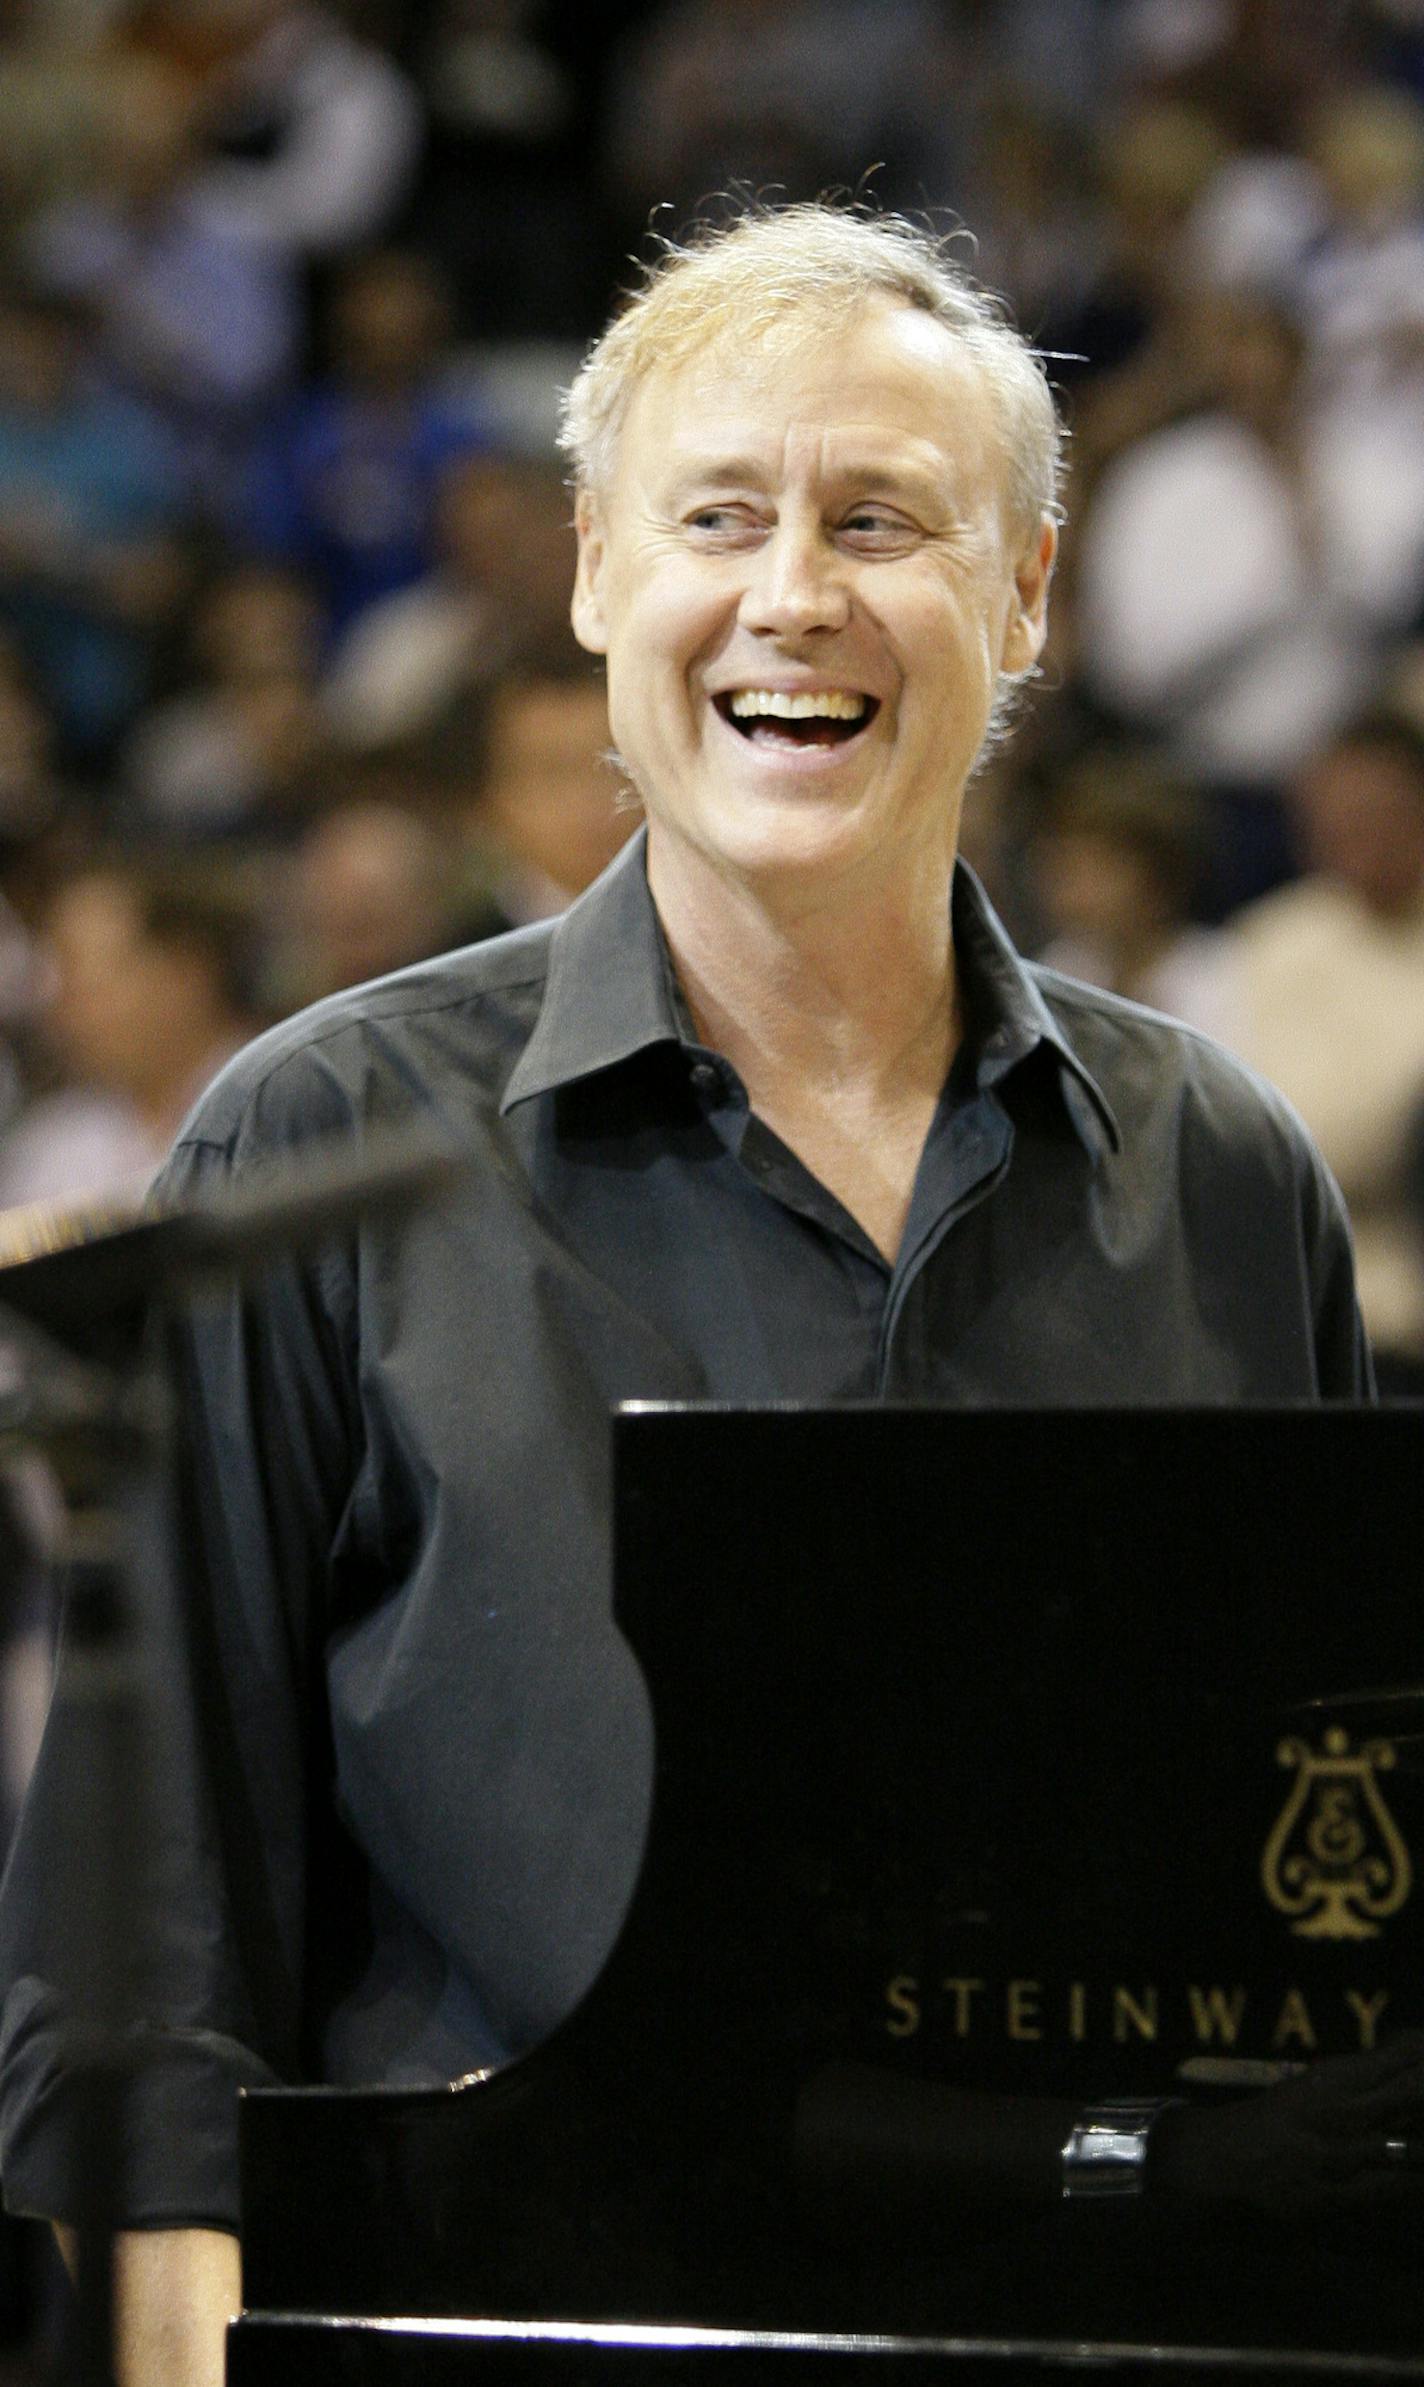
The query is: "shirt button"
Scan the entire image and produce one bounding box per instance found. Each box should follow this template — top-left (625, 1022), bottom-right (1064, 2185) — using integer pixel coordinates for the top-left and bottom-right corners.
top-left (690, 1062), bottom-right (721, 1096)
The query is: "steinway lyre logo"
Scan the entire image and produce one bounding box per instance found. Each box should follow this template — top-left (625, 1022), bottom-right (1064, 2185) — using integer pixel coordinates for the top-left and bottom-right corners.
top-left (1262, 1728), bottom-right (1412, 1940)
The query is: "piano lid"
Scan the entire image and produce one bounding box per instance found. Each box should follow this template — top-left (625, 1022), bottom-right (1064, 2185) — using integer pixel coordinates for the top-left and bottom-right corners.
top-left (239, 1407), bottom-right (1424, 2357)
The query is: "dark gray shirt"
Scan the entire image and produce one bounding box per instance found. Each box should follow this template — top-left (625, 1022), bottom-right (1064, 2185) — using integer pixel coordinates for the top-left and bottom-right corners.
top-left (0, 835), bottom-right (1369, 2229)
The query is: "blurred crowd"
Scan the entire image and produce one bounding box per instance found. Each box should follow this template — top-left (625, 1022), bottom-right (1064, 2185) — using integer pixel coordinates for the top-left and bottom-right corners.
top-left (0, 0), bottom-right (1420, 2355)
top-left (0, 0), bottom-right (1421, 1394)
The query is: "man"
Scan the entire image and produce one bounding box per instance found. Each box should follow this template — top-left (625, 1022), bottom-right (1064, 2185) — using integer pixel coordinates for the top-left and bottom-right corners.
top-left (0, 858), bottom-right (263, 1211)
top-left (1227, 709), bottom-right (1424, 1391)
top-left (244, 246), bottom-right (493, 645)
top-left (276, 800), bottom-right (472, 1011)
top-left (1030, 749), bottom-right (1237, 1041)
top-left (0, 206), bottom-right (1386, 2385)
top-left (470, 666), bottom-right (636, 924)
top-left (0, 277), bottom-right (187, 772)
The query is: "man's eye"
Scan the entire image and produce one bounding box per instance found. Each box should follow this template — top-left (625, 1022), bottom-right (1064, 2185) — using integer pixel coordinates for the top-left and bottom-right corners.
top-left (687, 507), bottom-right (757, 537)
top-left (840, 509), bottom-right (915, 545)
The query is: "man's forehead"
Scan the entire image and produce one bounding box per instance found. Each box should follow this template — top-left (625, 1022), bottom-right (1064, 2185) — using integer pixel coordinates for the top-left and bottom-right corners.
top-left (618, 303), bottom-right (1003, 492)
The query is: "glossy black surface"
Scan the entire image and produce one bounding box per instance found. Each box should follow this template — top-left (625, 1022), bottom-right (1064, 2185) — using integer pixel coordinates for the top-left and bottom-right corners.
top-left (226, 2320), bottom-right (1424, 2386)
top-left (237, 1409), bottom-right (1424, 2369)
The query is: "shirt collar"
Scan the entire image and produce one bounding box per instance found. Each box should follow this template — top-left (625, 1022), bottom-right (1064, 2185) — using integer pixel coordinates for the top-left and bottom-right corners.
top-left (502, 827), bottom-right (1120, 1158)
top-left (501, 831), bottom-right (680, 1111)
top-left (952, 862), bottom-right (1121, 1157)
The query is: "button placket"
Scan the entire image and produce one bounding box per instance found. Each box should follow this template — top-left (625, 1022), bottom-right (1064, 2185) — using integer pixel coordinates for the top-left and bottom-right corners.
top-left (875, 1099), bottom-right (1015, 1394)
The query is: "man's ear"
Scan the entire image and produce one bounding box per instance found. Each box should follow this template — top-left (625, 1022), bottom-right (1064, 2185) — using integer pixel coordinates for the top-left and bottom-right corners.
top-left (1001, 513), bottom-right (1057, 677)
top-left (571, 488), bottom-right (609, 656)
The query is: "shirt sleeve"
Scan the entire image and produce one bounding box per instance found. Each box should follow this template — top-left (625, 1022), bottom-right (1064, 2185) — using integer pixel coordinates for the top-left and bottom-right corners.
top-left (1299, 1128), bottom-right (1377, 1404)
top-left (0, 1115), bottom-right (362, 2231)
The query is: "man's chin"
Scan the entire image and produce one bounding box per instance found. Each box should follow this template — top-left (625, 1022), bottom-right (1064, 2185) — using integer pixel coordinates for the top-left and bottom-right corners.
top-left (645, 792), bottom-right (893, 894)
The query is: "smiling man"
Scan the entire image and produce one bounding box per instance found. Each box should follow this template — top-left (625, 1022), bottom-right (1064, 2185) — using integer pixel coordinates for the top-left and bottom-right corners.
top-left (0, 206), bottom-right (1374, 2387)
top-left (566, 265), bottom-right (1056, 1269)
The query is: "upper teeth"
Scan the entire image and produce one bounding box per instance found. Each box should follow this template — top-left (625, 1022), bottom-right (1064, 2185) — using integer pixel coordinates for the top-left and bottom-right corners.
top-left (727, 690), bottom-right (867, 721)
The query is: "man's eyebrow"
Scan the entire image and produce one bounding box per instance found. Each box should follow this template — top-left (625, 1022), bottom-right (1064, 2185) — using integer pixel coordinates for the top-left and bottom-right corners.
top-left (660, 455), bottom-right (950, 505)
top-left (833, 464), bottom-right (948, 504)
top-left (660, 456), bottom-right (773, 500)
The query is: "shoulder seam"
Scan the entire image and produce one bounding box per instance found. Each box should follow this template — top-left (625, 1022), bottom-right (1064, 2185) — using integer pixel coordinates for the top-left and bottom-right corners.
top-left (1030, 963), bottom-right (1234, 1060)
top-left (1028, 962), bottom-right (1316, 1142)
top-left (173, 963), bottom-right (550, 1151)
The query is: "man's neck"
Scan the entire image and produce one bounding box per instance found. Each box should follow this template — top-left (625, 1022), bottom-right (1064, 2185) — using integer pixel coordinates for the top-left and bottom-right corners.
top-left (647, 831), bottom-right (962, 1262)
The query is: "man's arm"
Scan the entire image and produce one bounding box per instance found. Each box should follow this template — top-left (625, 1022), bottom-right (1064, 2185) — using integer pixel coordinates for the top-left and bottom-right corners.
top-left (0, 1106), bottom-right (363, 2253)
top-left (1295, 1129), bottom-right (1375, 1398)
top-left (115, 2229), bottom-right (241, 2387)
top-left (57, 2225), bottom-right (240, 2387)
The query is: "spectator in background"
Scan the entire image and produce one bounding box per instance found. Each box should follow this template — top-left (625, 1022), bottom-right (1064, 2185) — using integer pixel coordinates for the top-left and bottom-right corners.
top-left (411, 0), bottom-right (607, 341)
top-left (1388, 633), bottom-right (1424, 732)
top-left (0, 279), bottom-right (187, 775)
top-left (936, 97), bottom-right (1103, 353)
top-left (22, 51), bottom-right (299, 508)
top-left (0, 857), bottom-right (262, 1209)
top-left (1226, 712), bottom-right (1424, 1394)
top-left (324, 452), bottom-right (577, 755)
top-left (245, 246), bottom-right (494, 645)
top-left (1052, 100), bottom-right (1228, 409)
top-left (1073, 286), bottom-right (1382, 909)
top-left (603, 0), bottom-right (944, 237)
top-left (1295, 85), bottom-right (1424, 633)
top-left (1031, 751), bottom-right (1239, 1042)
top-left (1115, 0), bottom-right (1342, 150)
top-left (1072, 80), bottom-right (1424, 637)
top-left (126, 0), bottom-right (423, 264)
top-left (1304, 85), bottom-right (1424, 390)
top-left (895, 0), bottom-right (1116, 217)
top-left (275, 798), bottom-right (477, 1010)
top-left (0, 635), bottom-right (66, 866)
top-left (121, 560), bottom-right (329, 841)
top-left (468, 667), bottom-right (634, 928)
top-left (0, 0), bottom-right (114, 227)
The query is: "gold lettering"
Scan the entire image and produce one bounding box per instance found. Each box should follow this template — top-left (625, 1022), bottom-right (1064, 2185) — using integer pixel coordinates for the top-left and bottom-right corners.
top-left (1008, 1980), bottom-right (1042, 2041)
top-left (1272, 1989), bottom-right (1318, 2051)
top-left (885, 1976), bottom-right (920, 2039)
top-left (1187, 1986), bottom-right (1246, 2046)
top-left (941, 1978), bottom-right (985, 2038)
top-left (1345, 1990), bottom-right (1389, 2049)
top-left (1113, 1987), bottom-right (1158, 2042)
top-left (1068, 1982), bottom-right (1087, 2042)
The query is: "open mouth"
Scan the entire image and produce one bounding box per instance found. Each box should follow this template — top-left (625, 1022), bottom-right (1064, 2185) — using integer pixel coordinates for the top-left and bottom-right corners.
top-left (713, 690), bottom-right (879, 749)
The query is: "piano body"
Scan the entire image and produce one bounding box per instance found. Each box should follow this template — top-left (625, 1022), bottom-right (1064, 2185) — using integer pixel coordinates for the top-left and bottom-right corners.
top-left (228, 1409), bottom-right (1424, 2382)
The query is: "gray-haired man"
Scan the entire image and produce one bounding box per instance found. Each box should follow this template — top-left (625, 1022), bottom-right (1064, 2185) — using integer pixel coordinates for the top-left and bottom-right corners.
top-left (0, 205), bottom-right (1387, 2385)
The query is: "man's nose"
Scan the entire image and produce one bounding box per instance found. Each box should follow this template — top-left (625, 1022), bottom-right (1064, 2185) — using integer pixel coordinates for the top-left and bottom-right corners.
top-left (738, 521), bottom-right (851, 639)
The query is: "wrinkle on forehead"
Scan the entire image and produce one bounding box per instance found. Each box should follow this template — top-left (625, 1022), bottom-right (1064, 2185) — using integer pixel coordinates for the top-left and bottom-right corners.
top-left (620, 303), bottom-right (1008, 518)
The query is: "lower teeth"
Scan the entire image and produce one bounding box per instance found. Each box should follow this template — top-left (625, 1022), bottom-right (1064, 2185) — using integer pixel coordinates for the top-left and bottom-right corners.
top-left (745, 719), bottom-right (853, 745)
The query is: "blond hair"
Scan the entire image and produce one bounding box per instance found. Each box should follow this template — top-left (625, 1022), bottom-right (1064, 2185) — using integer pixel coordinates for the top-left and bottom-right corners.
top-left (559, 202), bottom-right (1064, 537)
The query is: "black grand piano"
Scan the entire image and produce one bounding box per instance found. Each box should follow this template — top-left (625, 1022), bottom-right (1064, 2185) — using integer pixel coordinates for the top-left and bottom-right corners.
top-left (227, 1406), bottom-right (1424, 2385)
